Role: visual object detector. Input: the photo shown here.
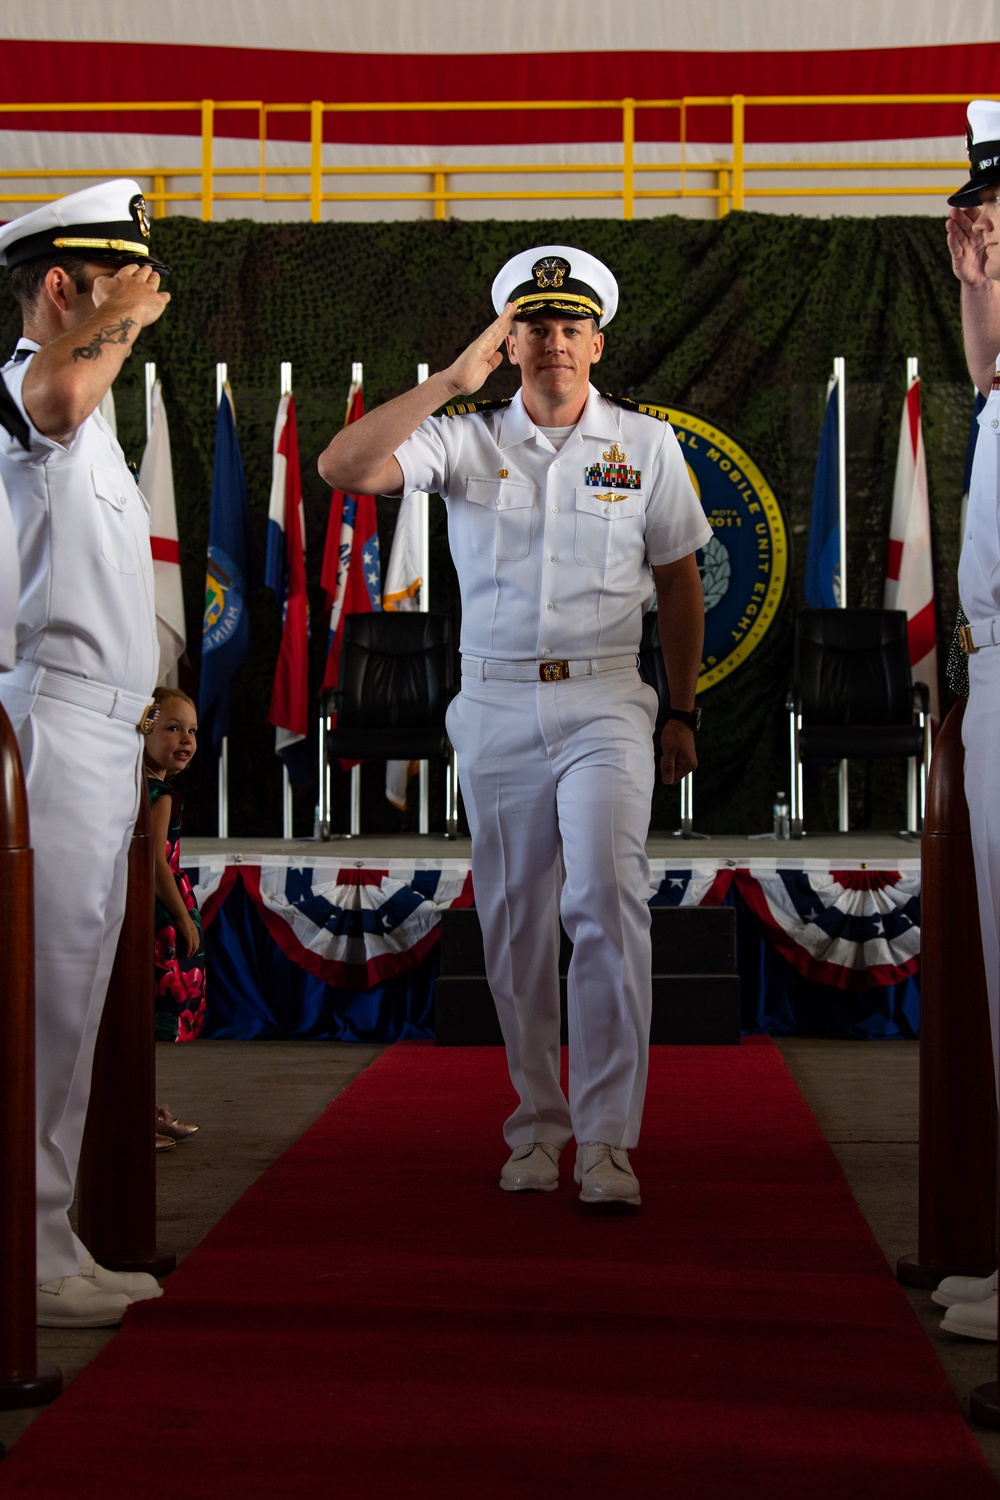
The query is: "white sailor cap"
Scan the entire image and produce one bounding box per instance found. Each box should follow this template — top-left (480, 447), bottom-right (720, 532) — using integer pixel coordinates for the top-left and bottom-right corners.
top-left (0, 178), bottom-right (171, 274)
top-left (949, 101), bottom-right (1000, 208)
top-left (491, 244), bottom-right (618, 328)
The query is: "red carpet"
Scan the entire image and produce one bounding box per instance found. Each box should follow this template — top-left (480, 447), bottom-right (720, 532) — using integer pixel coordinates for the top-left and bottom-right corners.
top-left (0, 1038), bottom-right (996, 1498)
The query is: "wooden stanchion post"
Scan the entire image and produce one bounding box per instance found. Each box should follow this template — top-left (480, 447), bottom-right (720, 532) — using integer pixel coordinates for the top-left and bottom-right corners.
top-left (897, 700), bottom-right (997, 1289)
top-left (76, 790), bottom-right (175, 1278)
top-left (0, 703), bottom-right (61, 1410)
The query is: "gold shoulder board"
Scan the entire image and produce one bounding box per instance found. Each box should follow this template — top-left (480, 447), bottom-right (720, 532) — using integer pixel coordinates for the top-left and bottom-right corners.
top-left (601, 393), bottom-right (670, 422)
top-left (443, 397), bottom-right (514, 418)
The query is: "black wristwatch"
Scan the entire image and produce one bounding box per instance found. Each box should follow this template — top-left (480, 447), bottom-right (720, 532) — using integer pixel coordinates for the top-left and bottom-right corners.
top-left (667, 707), bottom-right (701, 731)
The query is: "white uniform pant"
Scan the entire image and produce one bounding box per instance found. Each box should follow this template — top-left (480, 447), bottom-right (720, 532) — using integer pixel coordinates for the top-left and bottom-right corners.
top-left (964, 649), bottom-right (1000, 1104)
top-left (0, 685), bottom-right (142, 1282)
top-left (446, 667), bottom-right (658, 1149)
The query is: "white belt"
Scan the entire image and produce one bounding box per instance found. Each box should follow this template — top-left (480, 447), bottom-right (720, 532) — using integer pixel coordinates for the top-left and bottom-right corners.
top-left (461, 653), bottom-right (638, 682)
top-left (4, 661), bottom-right (157, 732)
top-left (959, 616), bottom-right (1000, 654)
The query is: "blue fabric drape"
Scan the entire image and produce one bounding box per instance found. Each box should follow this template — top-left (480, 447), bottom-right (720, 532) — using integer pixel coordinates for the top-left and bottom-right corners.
top-left (201, 878), bottom-right (436, 1041)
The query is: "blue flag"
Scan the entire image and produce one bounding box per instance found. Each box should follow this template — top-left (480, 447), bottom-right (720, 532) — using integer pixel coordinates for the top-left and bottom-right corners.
top-left (199, 388), bottom-right (258, 752)
top-left (804, 380), bottom-right (841, 608)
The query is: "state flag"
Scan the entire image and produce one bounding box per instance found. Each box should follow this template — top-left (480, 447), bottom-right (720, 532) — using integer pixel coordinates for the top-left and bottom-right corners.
top-left (199, 385), bottom-right (257, 752)
top-left (140, 380), bottom-right (186, 686)
top-left (884, 378), bottom-right (939, 721)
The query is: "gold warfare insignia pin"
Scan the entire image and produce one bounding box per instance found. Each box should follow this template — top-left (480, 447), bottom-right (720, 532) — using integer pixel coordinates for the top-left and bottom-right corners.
top-left (533, 256), bottom-right (569, 289)
top-left (603, 443), bottom-right (627, 464)
top-left (131, 193), bottom-right (152, 240)
top-left (594, 492), bottom-right (627, 503)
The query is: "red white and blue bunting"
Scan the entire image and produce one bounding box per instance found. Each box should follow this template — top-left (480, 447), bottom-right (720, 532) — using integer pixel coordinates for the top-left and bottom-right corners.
top-left (189, 855), bottom-right (919, 994)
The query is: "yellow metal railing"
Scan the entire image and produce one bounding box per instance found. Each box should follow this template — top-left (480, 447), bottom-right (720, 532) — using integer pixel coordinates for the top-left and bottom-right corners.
top-left (0, 95), bottom-right (988, 221)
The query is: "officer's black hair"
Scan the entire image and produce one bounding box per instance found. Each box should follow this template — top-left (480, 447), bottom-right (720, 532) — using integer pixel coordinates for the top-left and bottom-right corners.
top-left (8, 253), bottom-right (96, 318)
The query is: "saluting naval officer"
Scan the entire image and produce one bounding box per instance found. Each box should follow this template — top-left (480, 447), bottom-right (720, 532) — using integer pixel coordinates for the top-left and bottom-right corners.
top-left (319, 245), bottom-right (710, 1207)
top-left (928, 102), bottom-right (1000, 1340)
top-left (0, 180), bottom-right (171, 1326)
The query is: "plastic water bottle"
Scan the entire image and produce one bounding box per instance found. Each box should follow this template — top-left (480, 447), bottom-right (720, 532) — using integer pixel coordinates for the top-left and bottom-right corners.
top-left (773, 791), bottom-right (790, 840)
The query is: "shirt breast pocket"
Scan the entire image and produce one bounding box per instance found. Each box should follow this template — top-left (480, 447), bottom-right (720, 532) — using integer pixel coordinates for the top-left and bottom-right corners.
top-left (465, 476), bottom-right (535, 561)
top-left (574, 486), bottom-right (644, 569)
top-left (93, 464), bottom-right (140, 574)
top-left (978, 390), bottom-right (1000, 440)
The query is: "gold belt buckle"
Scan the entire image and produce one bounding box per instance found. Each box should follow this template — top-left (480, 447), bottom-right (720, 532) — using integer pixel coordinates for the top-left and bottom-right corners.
top-left (958, 624), bottom-right (978, 656)
top-left (539, 660), bottom-right (570, 682)
top-left (137, 703), bottom-right (159, 735)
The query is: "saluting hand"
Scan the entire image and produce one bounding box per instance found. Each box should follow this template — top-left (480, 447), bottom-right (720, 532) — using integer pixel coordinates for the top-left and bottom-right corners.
top-left (947, 206), bottom-right (989, 286)
top-left (442, 303), bottom-right (516, 399)
top-left (91, 262), bottom-right (171, 327)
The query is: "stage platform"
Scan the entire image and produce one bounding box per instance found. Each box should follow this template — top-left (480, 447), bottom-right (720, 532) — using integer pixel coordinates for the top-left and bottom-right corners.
top-left (181, 830), bottom-right (922, 1045)
top-left (186, 830), bottom-right (921, 864)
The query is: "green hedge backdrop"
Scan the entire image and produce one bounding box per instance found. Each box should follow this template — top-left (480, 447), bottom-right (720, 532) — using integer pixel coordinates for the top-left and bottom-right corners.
top-left (1, 211), bottom-right (972, 838)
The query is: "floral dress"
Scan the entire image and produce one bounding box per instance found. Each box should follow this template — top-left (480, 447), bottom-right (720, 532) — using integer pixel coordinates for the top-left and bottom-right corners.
top-left (148, 777), bottom-right (206, 1042)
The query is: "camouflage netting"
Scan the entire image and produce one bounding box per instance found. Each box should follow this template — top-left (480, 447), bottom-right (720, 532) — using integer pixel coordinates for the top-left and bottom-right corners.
top-left (0, 211), bottom-right (972, 836)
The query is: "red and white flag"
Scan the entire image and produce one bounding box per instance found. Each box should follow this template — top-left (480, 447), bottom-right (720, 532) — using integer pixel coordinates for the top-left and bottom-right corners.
top-left (139, 380), bottom-right (186, 686)
top-left (320, 379), bottom-right (382, 699)
top-left (884, 377), bottom-right (938, 721)
top-left (267, 392), bottom-right (310, 774)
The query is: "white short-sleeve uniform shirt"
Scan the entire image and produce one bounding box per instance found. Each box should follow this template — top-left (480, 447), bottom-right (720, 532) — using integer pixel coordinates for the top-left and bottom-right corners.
top-left (0, 341), bottom-right (158, 695)
top-left (960, 369), bottom-right (1000, 625)
top-left (395, 384), bottom-right (711, 660)
top-left (0, 470), bottom-right (18, 672)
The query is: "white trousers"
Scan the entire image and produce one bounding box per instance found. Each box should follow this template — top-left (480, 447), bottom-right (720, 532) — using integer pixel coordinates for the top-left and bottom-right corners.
top-left (0, 684), bottom-right (142, 1282)
top-left (446, 667), bottom-right (658, 1149)
top-left (963, 649), bottom-right (1000, 1104)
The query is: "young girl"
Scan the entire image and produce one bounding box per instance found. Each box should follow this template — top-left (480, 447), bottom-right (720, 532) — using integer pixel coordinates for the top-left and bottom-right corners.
top-left (143, 687), bottom-right (206, 1143)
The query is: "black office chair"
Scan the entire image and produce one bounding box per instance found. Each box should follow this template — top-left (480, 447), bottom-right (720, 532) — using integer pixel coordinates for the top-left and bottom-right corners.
top-left (787, 608), bottom-right (931, 837)
top-left (320, 611), bottom-right (459, 837)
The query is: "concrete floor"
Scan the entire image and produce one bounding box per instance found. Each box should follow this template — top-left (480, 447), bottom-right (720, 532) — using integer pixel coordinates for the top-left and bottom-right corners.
top-left (1, 1037), bottom-right (999, 1484)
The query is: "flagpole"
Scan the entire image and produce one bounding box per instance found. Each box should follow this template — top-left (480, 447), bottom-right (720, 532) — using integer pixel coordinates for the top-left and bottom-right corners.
top-left (277, 362), bottom-right (294, 840)
top-left (216, 361), bottom-right (229, 840)
top-left (415, 363), bottom-right (431, 610)
top-left (834, 356), bottom-right (846, 608)
top-left (833, 355), bottom-right (848, 828)
top-left (144, 362), bottom-right (156, 440)
top-left (413, 362), bottom-right (433, 830)
top-left (347, 361), bottom-right (363, 838)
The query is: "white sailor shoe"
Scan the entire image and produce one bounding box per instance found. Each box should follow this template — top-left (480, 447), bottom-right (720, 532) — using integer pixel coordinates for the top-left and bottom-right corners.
top-left (574, 1142), bottom-right (641, 1207)
top-left (79, 1253), bottom-right (163, 1303)
top-left (940, 1292), bottom-right (999, 1341)
top-left (37, 1275), bottom-right (131, 1328)
top-left (932, 1269), bottom-right (998, 1309)
top-left (500, 1142), bottom-right (561, 1192)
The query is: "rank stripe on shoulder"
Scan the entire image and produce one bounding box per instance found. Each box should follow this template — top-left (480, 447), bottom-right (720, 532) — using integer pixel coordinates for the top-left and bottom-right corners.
top-left (601, 393), bottom-right (671, 422)
top-left (442, 397), bottom-right (513, 417)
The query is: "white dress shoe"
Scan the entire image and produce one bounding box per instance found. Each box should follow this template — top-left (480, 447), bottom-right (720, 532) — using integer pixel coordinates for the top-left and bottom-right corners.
top-left (37, 1275), bottom-right (131, 1328)
top-left (79, 1253), bottom-right (163, 1303)
top-left (940, 1292), bottom-right (999, 1341)
top-left (932, 1268), bottom-right (998, 1309)
top-left (500, 1142), bottom-right (560, 1192)
top-left (574, 1142), bottom-right (641, 1207)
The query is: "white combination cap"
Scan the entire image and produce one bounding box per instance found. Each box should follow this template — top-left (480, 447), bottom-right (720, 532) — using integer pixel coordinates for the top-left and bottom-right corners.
top-left (491, 244), bottom-right (618, 328)
top-left (949, 101), bottom-right (1000, 208)
top-left (0, 178), bottom-right (170, 274)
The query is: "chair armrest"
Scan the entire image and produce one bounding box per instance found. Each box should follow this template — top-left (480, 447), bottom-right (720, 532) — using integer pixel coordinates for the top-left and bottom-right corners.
top-left (911, 680), bottom-right (930, 715)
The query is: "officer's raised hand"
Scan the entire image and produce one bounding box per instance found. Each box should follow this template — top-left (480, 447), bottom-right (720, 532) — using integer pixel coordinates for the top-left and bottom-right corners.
top-left (441, 303), bottom-right (516, 400)
top-left (91, 262), bottom-right (170, 327)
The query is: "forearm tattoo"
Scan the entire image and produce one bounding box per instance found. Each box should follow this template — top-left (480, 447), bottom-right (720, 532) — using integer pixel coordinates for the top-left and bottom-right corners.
top-left (71, 317), bottom-right (137, 362)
